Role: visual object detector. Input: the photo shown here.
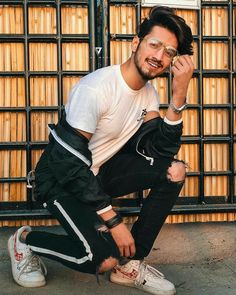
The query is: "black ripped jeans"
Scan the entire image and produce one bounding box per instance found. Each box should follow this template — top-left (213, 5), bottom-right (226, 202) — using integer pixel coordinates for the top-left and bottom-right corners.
top-left (26, 151), bottom-right (184, 274)
top-left (98, 152), bottom-right (184, 259)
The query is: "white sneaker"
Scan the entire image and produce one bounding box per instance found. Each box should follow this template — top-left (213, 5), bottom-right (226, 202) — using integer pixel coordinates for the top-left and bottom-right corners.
top-left (110, 260), bottom-right (176, 295)
top-left (8, 226), bottom-right (47, 287)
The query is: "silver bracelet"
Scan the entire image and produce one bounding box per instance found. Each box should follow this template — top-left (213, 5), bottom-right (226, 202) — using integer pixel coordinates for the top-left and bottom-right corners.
top-left (170, 100), bottom-right (187, 114)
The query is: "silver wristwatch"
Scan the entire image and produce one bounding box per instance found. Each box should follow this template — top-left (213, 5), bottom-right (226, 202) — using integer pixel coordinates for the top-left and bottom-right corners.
top-left (170, 100), bottom-right (187, 114)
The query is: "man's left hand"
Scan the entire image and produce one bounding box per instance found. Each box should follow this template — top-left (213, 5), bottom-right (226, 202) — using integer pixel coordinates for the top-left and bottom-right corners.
top-left (171, 55), bottom-right (194, 106)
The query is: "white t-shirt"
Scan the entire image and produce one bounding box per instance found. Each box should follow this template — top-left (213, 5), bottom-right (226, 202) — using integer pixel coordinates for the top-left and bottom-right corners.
top-left (65, 65), bottom-right (160, 175)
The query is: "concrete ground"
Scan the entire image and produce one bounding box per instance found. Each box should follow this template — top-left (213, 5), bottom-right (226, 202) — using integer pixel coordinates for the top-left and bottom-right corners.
top-left (0, 222), bottom-right (235, 295)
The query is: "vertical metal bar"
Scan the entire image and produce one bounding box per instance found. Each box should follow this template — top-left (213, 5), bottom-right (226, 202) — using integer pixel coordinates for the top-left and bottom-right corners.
top-left (199, 4), bottom-right (205, 204)
top-left (136, 0), bottom-right (141, 34)
top-left (56, 1), bottom-right (62, 118)
top-left (24, 0), bottom-right (32, 209)
top-left (136, 0), bottom-right (143, 205)
top-left (88, 0), bottom-right (96, 71)
top-left (233, 1), bottom-right (236, 203)
top-left (101, 0), bottom-right (109, 67)
top-left (228, 0), bottom-right (235, 203)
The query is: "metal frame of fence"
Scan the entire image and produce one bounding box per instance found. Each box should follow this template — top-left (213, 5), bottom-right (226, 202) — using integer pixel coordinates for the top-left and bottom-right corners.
top-left (0, 0), bottom-right (236, 220)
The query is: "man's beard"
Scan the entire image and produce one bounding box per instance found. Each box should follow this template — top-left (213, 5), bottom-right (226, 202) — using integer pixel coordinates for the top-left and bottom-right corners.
top-left (134, 50), bottom-right (164, 81)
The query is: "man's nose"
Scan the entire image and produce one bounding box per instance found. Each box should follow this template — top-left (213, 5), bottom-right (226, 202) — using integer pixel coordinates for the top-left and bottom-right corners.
top-left (153, 47), bottom-right (165, 60)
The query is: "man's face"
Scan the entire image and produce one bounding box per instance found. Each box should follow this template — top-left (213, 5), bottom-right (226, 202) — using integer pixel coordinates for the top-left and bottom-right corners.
top-left (133, 26), bottom-right (178, 81)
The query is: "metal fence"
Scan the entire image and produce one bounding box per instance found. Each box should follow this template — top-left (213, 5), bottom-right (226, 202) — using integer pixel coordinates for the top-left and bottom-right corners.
top-left (0, 0), bottom-right (236, 221)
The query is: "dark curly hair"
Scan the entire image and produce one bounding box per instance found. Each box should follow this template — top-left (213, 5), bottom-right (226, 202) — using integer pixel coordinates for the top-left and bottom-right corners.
top-left (137, 6), bottom-right (193, 55)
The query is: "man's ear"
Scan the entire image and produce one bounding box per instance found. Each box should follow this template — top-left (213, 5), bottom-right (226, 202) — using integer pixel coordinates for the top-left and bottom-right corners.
top-left (131, 36), bottom-right (140, 53)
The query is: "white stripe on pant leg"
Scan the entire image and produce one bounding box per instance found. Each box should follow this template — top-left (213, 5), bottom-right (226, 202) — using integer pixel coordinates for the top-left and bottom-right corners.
top-left (30, 200), bottom-right (93, 265)
top-left (29, 245), bottom-right (91, 265)
top-left (53, 200), bottom-right (93, 260)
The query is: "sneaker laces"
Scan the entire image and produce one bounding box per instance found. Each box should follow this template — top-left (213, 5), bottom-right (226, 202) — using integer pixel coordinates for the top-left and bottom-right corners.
top-left (17, 249), bottom-right (47, 279)
top-left (135, 261), bottom-right (165, 286)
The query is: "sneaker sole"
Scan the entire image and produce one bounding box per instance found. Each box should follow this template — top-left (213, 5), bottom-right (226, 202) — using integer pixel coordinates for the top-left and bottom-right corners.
top-left (110, 272), bottom-right (135, 286)
top-left (110, 273), bottom-right (176, 295)
top-left (8, 236), bottom-right (46, 288)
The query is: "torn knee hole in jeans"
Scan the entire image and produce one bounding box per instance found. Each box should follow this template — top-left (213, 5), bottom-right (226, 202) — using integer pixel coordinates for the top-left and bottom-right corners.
top-left (166, 160), bottom-right (188, 184)
top-left (96, 255), bottom-right (119, 284)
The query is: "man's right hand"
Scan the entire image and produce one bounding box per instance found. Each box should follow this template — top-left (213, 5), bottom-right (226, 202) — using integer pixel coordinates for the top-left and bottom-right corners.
top-left (99, 208), bottom-right (136, 257)
top-left (110, 222), bottom-right (136, 258)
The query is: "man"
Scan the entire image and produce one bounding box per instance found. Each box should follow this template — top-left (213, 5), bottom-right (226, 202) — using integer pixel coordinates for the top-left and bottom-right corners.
top-left (8, 6), bottom-right (194, 295)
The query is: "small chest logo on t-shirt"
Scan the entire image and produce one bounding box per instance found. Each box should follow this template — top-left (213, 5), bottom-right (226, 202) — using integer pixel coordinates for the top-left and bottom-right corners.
top-left (137, 109), bottom-right (147, 121)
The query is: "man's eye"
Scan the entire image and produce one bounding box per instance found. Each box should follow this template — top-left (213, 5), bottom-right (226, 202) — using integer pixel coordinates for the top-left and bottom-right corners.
top-left (149, 42), bottom-right (160, 49)
top-left (165, 49), bottom-right (176, 58)
top-left (149, 42), bottom-right (157, 48)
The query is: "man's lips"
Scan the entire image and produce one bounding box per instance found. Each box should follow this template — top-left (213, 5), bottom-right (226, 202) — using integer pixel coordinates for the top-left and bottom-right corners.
top-left (146, 59), bottom-right (163, 69)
